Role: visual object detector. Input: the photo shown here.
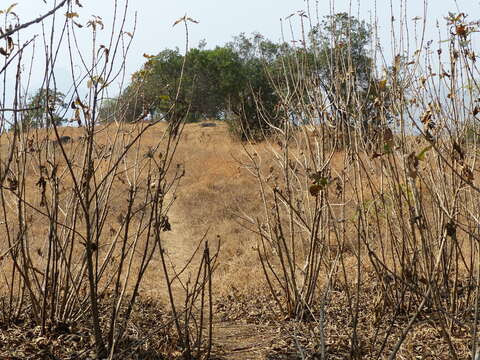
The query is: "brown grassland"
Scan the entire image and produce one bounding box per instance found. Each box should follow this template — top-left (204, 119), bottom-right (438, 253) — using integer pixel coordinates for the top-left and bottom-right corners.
top-left (1, 120), bottom-right (478, 359)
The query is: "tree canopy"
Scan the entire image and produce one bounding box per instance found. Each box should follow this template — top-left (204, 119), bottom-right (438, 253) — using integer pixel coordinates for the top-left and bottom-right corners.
top-left (23, 88), bottom-right (66, 129)
top-left (104, 13), bottom-right (380, 140)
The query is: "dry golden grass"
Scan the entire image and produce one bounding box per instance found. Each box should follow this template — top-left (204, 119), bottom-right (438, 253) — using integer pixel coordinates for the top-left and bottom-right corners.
top-left (1, 121), bottom-right (478, 359)
top-left (0, 121), bottom-right (271, 300)
top-left (1, 121), bottom-right (475, 300)
top-left (152, 122), bottom-right (269, 296)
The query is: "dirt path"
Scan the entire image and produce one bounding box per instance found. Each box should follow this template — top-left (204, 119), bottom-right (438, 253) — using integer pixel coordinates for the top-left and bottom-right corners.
top-left (161, 206), bottom-right (278, 360)
top-left (211, 321), bottom-right (278, 360)
top-left (161, 206), bottom-right (205, 300)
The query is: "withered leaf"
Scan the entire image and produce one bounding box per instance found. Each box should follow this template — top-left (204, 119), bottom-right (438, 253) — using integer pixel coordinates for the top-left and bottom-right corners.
top-left (445, 221), bottom-right (456, 237)
top-left (36, 176), bottom-right (46, 189)
top-left (65, 12), bottom-right (79, 19)
top-left (7, 177), bottom-right (17, 191)
top-left (7, 36), bottom-right (13, 50)
top-left (309, 184), bottom-right (322, 197)
top-left (186, 17), bottom-right (199, 24)
top-left (6, 3), bottom-right (18, 14)
top-left (335, 180), bottom-right (343, 197)
top-left (420, 109), bottom-right (432, 124)
top-left (117, 213), bottom-right (124, 224)
top-left (452, 141), bottom-right (465, 164)
top-left (462, 165), bottom-right (474, 184)
top-left (473, 106), bottom-right (479, 117)
top-left (160, 216), bottom-right (171, 231)
top-left (173, 16), bottom-right (185, 27)
top-left (455, 24), bottom-right (468, 38)
top-left (406, 152), bottom-right (419, 178)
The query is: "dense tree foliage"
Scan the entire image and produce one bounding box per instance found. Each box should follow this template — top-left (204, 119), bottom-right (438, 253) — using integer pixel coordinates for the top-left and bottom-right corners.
top-left (309, 13), bottom-right (390, 133)
top-left (23, 88), bottom-right (66, 129)
top-left (104, 13), bottom-right (380, 140)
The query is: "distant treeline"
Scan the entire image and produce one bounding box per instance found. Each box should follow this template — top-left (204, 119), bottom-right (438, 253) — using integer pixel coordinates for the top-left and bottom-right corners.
top-left (100, 13), bottom-right (387, 139)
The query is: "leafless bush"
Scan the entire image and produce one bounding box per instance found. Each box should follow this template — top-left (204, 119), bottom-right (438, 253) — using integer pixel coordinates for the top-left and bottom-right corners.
top-left (0, 2), bottom-right (214, 359)
top-left (241, 1), bottom-right (480, 358)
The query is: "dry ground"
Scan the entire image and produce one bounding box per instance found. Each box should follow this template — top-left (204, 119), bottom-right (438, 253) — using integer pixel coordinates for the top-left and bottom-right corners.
top-left (0, 120), bottom-right (475, 359)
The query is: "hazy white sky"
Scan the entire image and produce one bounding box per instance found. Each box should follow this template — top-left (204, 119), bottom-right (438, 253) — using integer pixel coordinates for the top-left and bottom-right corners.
top-left (6, 0), bottom-right (480, 95)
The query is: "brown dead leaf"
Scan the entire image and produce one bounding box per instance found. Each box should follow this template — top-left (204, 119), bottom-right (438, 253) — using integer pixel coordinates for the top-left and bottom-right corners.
top-left (462, 165), bottom-right (474, 184)
top-left (406, 152), bottom-right (419, 178)
top-left (309, 184), bottom-right (321, 197)
top-left (453, 141), bottom-right (465, 164)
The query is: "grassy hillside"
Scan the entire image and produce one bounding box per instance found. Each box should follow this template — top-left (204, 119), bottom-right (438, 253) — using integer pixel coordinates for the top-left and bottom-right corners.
top-left (1, 119), bottom-right (479, 358)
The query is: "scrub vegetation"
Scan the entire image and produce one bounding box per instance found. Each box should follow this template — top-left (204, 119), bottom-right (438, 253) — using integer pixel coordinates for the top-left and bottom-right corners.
top-left (1, 0), bottom-right (480, 359)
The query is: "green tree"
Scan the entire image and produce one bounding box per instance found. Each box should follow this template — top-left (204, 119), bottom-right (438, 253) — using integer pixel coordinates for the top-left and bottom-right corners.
top-left (312, 12), bottom-right (372, 86)
top-left (225, 33), bottom-right (285, 140)
top-left (23, 88), bottom-right (66, 128)
top-left (117, 41), bottom-right (277, 130)
top-left (110, 33), bottom-right (287, 140)
top-left (129, 48), bottom-right (185, 122)
top-left (108, 17), bottom-right (379, 140)
top-left (309, 13), bottom-right (379, 133)
top-left (186, 46), bottom-right (245, 120)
